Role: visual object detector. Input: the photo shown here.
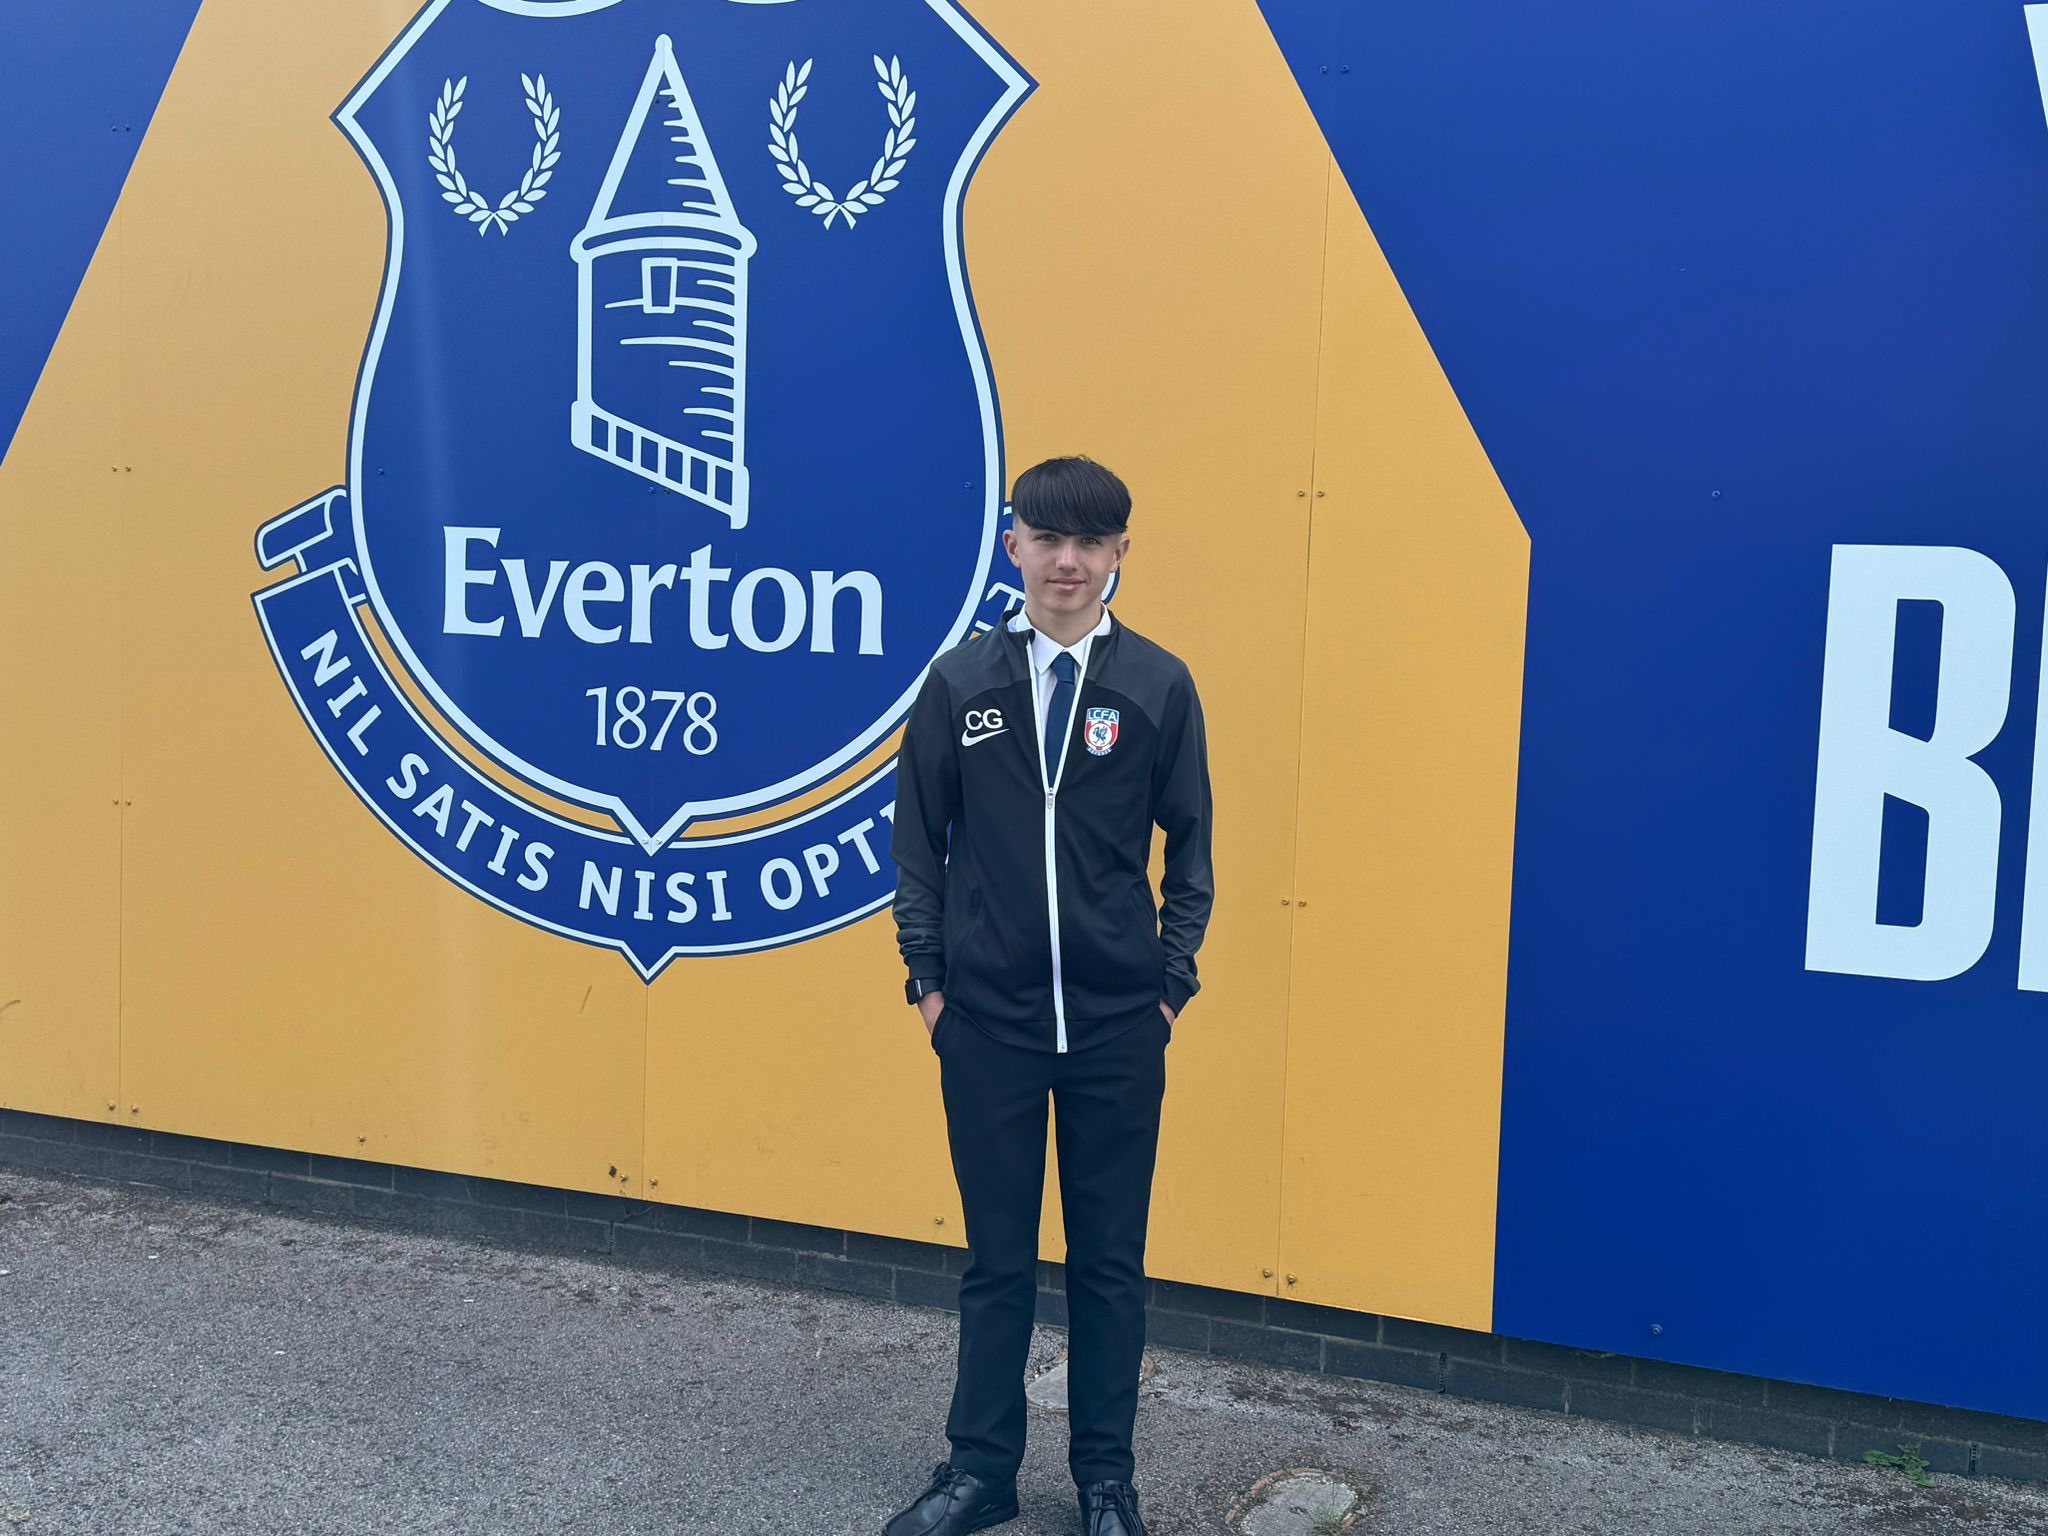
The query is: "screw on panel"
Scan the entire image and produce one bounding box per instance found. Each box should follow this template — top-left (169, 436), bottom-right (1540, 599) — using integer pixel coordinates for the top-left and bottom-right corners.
top-left (1261, 1267), bottom-right (1274, 1279)
top-left (1296, 900), bottom-right (1309, 909)
top-left (649, 1178), bottom-right (660, 1189)
top-left (129, 1106), bottom-right (139, 1115)
top-left (1285, 1273), bottom-right (1298, 1286)
top-left (1651, 1322), bottom-right (1664, 1336)
top-left (1710, 490), bottom-right (1722, 500)
top-left (934, 1214), bottom-right (946, 1226)
top-left (1280, 898), bottom-right (1292, 906)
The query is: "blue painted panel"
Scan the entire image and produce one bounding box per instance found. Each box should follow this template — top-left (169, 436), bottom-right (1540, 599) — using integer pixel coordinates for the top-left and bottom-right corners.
top-left (0, 1), bottom-right (204, 463)
top-left (1259, 0), bottom-right (2048, 1418)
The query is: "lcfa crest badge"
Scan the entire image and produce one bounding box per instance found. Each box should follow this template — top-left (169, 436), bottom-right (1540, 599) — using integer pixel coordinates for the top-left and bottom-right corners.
top-left (1084, 707), bottom-right (1119, 757)
top-left (252, 0), bottom-right (1031, 978)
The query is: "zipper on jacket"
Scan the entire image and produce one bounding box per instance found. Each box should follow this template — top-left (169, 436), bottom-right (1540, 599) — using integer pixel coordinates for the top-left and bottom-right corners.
top-left (1043, 788), bottom-right (1066, 1052)
top-left (1020, 613), bottom-right (1106, 1055)
top-left (1032, 643), bottom-right (1084, 1055)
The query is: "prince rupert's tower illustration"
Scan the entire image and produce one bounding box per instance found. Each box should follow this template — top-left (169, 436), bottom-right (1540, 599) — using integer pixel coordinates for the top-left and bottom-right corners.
top-left (572, 36), bottom-right (755, 527)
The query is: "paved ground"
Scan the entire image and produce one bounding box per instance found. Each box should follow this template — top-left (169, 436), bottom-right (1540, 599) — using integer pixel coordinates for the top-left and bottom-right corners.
top-left (2, 1168), bottom-right (2045, 1536)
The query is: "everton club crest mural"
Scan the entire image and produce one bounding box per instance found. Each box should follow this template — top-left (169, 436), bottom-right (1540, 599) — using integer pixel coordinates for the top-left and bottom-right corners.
top-left (253, 0), bottom-right (1032, 977)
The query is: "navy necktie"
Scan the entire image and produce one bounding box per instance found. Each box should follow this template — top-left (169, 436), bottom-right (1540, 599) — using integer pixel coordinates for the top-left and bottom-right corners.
top-left (1043, 651), bottom-right (1076, 786)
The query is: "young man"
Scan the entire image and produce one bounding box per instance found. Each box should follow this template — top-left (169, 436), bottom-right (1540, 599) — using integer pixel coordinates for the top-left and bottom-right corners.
top-left (885, 457), bottom-right (1215, 1536)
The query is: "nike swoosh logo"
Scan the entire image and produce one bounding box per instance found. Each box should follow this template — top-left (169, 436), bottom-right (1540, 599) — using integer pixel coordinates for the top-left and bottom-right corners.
top-left (960, 728), bottom-right (1009, 746)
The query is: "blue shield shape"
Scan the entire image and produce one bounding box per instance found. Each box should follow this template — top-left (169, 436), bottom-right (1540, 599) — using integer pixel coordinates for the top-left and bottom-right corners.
top-left (337, 0), bottom-right (1029, 852)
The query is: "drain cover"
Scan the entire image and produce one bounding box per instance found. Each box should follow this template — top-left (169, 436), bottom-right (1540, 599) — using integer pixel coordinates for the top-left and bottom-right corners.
top-left (1026, 1356), bottom-right (1071, 1411)
top-left (1025, 1351), bottom-right (1161, 1413)
top-left (1228, 1468), bottom-right (1364, 1535)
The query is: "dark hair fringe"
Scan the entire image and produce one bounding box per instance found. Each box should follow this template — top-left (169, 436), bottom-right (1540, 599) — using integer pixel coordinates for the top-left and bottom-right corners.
top-left (1010, 456), bottom-right (1132, 536)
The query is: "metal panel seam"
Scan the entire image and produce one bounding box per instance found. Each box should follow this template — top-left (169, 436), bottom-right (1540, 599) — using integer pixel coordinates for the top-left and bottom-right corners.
top-left (1268, 151), bottom-right (1337, 1301)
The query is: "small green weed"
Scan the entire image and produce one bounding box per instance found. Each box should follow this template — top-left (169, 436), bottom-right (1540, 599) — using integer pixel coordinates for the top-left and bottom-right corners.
top-left (1863, 1443), bottom-right (1935, 1487)
top-left (1307, 1512), bottom-right (1350, 1536)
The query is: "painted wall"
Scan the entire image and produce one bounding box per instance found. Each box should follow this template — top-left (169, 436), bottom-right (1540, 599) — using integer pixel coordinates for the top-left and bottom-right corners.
top-left (1254, 0), bottom-right (2048, 1422)
top-left (2, 0), bottom-right (2038, 1426)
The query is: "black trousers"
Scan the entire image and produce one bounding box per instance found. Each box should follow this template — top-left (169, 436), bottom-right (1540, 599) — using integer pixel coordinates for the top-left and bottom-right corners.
top-left (933, 1007), bottom-right (1170, 1488)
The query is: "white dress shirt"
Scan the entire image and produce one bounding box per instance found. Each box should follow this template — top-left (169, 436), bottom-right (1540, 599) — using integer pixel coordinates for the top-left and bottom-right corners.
top-left (1009, 604), bottom-right (1112, 786)
top-left (1011, 603), bottom-right (1112, 714)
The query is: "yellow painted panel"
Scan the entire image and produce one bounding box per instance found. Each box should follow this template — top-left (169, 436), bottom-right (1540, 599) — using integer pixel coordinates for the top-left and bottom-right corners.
top-left (1277, 169), bottom-right (1531, 1328)
top-left (101, 0), bottom-right (647, 1189)
top-left (4, 0), bottom-right (1519, 1338)
top-left (645, 0), bottom-right (1332, 1295)
top-left (0, 211), bottom-right (124, 1123)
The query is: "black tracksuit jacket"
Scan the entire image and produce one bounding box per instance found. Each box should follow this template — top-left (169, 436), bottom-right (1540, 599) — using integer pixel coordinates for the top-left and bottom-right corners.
top-left (891, 609), bottom-right (1215, 1053)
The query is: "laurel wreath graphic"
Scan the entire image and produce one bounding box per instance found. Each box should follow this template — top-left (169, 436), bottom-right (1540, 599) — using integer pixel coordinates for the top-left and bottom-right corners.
top-left (427, 74), bottom-right (561, 236)
top-left (769, 55), bottom-right (917, 229)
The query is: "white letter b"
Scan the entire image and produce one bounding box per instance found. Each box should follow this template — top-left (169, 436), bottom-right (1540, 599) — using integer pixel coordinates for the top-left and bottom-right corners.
top-left (1805, 544), bottom-right (2013, 982)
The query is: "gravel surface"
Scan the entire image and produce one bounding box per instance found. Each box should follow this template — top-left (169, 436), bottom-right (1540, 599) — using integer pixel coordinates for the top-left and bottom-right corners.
top-left (1, 1169), bottom-right (2043, 1535)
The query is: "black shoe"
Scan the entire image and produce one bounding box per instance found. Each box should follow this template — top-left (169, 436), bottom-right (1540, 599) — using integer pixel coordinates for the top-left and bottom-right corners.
top-left (1077, 1480), bottom-right (1145, 1536)
top-left (882, 1461), bottom-right (1019, 1536)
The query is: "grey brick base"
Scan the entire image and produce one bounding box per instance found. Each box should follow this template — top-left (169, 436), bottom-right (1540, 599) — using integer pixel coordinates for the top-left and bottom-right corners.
top-left (3, 1106), bottom-right (2042, 1484)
